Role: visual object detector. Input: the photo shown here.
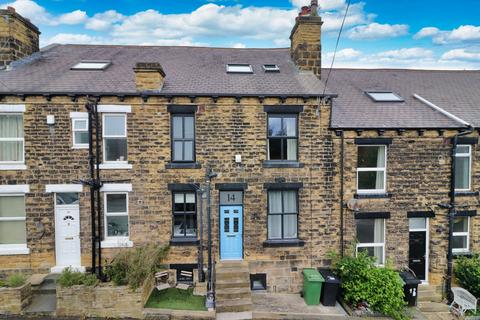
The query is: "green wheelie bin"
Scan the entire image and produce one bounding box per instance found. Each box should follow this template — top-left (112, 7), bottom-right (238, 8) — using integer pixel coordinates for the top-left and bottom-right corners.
top-left (302, 268), bottom-right (324, 305)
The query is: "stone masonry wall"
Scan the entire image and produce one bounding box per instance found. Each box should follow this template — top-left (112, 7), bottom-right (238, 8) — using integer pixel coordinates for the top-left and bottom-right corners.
top-left (0, 9), bottom-right (40, 67)
top-left (0, 283), bottom-right (32, 315)
top-left (0, 95), bottom-right (338, 294)
top-left (336, 130), bottom-right (479, 286)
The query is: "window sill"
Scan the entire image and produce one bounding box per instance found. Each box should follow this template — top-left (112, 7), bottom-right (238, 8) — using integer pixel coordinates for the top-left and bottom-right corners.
top-left (166, 162), bottom-right (201, 169)
top-left (101, 239), bottom-right (133, 248)
top-left (263, 239), bottom-right (305, 248)
top-left (453, 251), bottom-right (473, 258)
top-left (262, 161), bottom-right (304, 168)
top-left (0, 164), bottom-right (27, 171)
top-left (454, 191), bottom-right (479, 197)
top-left (170, 238), bottom-right (199, 246)
top-left (72, 145), bottom-right (88, 150)
top-left (98, 163), bottom-right (132, 170)
top-left (0, 245), bottom-right (30, 255)
top-left (354, 193), bottom-right (392, 199)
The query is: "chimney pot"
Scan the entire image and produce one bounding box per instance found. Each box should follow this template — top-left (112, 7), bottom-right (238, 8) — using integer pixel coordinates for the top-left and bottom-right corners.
top-left (7, 6), bottom-right (15, 12)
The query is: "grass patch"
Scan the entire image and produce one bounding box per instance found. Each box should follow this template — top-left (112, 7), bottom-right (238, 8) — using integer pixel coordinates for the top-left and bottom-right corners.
top-left (145, 288), bottom-right (207, 311)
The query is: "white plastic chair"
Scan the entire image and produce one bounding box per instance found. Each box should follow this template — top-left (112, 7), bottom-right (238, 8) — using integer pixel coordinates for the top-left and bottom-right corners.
top-left (449, 287), bottom-right (477, 316)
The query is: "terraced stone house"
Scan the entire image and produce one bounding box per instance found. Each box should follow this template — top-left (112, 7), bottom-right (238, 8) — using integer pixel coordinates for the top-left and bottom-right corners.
top-left (0, 2), bottom-right (478, 297)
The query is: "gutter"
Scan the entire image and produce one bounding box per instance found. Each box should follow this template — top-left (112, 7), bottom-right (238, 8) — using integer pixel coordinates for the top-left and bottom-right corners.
top-left (414, 93), bottom-right (474, 300)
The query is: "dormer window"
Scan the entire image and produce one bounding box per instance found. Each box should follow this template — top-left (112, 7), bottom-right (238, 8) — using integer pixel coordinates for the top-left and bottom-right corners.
top-left (263, 64), bottom-right (280, 72)
top-left (365, 91), bottom-right (403, 102)
top-left (226, 64), bottom-right (253, 73)
top-left (71, 61), bottom-right (111, 70)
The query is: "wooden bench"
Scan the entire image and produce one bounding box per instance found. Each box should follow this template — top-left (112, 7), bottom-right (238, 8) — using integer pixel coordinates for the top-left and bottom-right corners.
top-left (450, 287), bottom-right (477, 316)
top-left (155, 271), bottom-right (170, 291)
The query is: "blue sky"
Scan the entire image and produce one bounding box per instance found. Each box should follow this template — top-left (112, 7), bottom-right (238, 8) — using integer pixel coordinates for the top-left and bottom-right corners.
top-left (2, 0), bottom-right (480, 69)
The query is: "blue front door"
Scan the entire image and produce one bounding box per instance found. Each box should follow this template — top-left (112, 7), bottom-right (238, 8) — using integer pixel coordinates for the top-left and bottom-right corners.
top-left (220, 206), bottom-right (243, 260)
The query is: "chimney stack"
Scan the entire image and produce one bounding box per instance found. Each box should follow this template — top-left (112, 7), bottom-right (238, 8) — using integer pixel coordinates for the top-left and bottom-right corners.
top-left (290, 0), bottom-right (322, 78)
top-left (133, 62), bottom-right (166, 91)
top-left (0, 7), bottom-right (40, 68)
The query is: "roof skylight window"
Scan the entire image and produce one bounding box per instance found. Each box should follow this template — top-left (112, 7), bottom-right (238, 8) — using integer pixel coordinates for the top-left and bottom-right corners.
top-left (226, 64), bottom-right (253, 73)
top-left (365, 91), bottom-right (404, 102)
top-left (71, 61), bottom-right (111, 70)
top-left (263, 64), bottom-right (280, 72)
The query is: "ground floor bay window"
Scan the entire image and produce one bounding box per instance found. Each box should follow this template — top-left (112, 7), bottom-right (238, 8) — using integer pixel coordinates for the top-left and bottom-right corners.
top-left (356, 218), bottom-right (385, 265)
top-left (0, 195), bottom-right (27, 253)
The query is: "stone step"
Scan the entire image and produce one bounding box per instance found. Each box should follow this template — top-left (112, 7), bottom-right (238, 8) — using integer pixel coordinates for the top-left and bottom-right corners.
top-left (216, 311), bottom-right (253, 320)
top-left (421, 312), bottom-right (454, 320)
top-left (418, 285), bottom-right (442, 293)
top-left (216, 278), bottom-right (251, 290)
top-left (216, 261), bottom-right (249, 269)
top-left (418, 302), bottom-right (450, 313)
top-left (418, 292), bottom-right (443, 303)
top-left (28, 274), bottom-right (48, 286)
top-left (22, 293), bottom-right (56, 316)
top-left (216, 270), bottom-right (250, 282)
top-left (216, 287), bottom-right (252, 300)
top-left (216, 297), bottom-right (252, 313)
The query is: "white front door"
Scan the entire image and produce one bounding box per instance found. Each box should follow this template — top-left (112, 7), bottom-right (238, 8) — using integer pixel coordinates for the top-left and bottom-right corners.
top-left (54, 193), bottom-right (82, 272)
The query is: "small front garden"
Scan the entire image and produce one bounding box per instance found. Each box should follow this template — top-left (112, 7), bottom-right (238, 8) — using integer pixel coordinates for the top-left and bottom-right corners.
top-left (0, 273), bottom-right (27, 288)
top-left (330, 251), bottom-right (410, 320)
top-left (455, 254), bottom-right (480, 298)
top-left (145, 288), bottom-right (207, 311)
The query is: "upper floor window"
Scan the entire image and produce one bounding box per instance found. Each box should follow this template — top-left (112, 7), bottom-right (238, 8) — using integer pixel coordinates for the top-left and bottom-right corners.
top-left (453, 216), bottom-right (470, 253)
top-left (104, 193), bottom-right (129, 239)
top-left (267, 114), bottom-right (298, 161)
top-left (72, 118), bottom-right (89, 148)
top-left (103, 114), bottom-right (127, 163)
top-left (268, 190), bottom-right (298, 240)
top-left (173, 192), bottom-right (197, 238)
top-left (172, 114), bottom-right (195, 162)
top-left (356, 218), bottom-right (385, 265)
top-left (455, 145), bottom-right (471, 191)
top-left (357, 145), bottom-right (386, 193)
top-left (0, 195), bottom-right (27, 247)
top-left (0, 114), bottom-right (24, 163)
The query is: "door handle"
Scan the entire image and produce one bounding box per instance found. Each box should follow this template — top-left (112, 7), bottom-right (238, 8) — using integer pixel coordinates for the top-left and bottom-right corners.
top-left (412, 259), bottom-right (421, 263)
top-left (65, 237), bottom-right (74, 240)
top-left (227, 235), bottom-right (236, 237)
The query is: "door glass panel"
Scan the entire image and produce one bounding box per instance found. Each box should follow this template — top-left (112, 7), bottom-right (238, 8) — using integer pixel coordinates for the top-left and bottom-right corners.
top-left (56, 193), bottom-right (79, 205)
top-left (409, 218), bottom-right (426, 230)
top-left (220, 192), bottom-right (243, 205)
top-left (224, 218), bottom-right (230, 233)
top-left (233, 217), bottom-right (239, 233)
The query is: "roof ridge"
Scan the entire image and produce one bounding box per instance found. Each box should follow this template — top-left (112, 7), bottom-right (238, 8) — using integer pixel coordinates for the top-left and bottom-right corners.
top-left (47, 44), bottom-right (290, 51)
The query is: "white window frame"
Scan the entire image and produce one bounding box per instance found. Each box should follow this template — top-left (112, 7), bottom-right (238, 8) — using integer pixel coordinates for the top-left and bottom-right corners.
top-left (454, 144), bottom-right (472, 192)
top-left (0, 113), bottom-right (25, 166)
top-left (72, 118), bottom-right (89, 149)
top-left (355, 219), bottom-right (386, 266)
top-left (357, 145), bottom-right (387, 194)
top-left (0, 193), bottom-right (29, 255)
top-left (452, 216), bottom-right (470, 253)
top-left (103, 192), bottom-right (131, 246)
top-left (102, 113), bottom-right (127, 164)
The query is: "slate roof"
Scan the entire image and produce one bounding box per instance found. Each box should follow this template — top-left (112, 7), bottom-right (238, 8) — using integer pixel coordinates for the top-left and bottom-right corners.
top-left (326, 68), bottom-right (480, 129)
top-left (0, 44), bottom-right (327, 96)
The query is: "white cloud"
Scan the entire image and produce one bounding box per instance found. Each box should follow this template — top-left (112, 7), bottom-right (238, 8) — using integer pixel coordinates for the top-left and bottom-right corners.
top-left (85, 10), bottom-right (125, 31)
top-left (347, 22), bottom-right (409, 40)
top-left (232, 43), bottom-right (246, 48)
top-left (46, 33), bottom-right (105, 44)
top-left (414, 25), bottom-right (480, 44)
top-left (57, 10), bottom-right (88, 25)
top-left (441, 49), bottom-right (480, 62)
top-left (1, 0), bottom-right (87, 26)
top-left (324, 48), bottom-right (362, 60)
top-left (376, 48), bottom-right (434, 60)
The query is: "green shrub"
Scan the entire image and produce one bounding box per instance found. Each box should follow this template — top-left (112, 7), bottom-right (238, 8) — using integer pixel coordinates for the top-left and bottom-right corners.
top-left (6, 273), bottom-right (27, 288)
top-left (332, 252), bottom-right (408, 320)
top-left (455, 254), bottom-right (480, 297)
top-left (105, 244), bottom-right (169, 290)
top-left (58, 268), bottom-right (98, 287)
top-left (0, 279), bottom-right (6, 287)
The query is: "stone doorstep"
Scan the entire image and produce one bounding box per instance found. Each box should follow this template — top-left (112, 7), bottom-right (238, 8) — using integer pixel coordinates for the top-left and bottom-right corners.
top-left (217, 311), bottom-right (253, 320)
top-left (417, 302), bottom-right (451, 313)
top-left (28, 274), bottom-right (48, 286)
top-left (252, 312), bottom-right (345, 320)
top-left (215, 297), bottom-right (253, 313)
